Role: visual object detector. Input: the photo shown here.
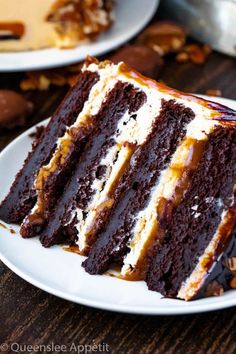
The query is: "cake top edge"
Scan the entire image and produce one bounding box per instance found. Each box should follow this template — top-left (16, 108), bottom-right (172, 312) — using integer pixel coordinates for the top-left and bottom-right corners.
top-left (82, 56), bottom-right (236, 127)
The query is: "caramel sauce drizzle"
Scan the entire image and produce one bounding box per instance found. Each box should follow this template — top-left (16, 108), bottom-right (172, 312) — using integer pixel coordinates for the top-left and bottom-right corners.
top-left (0, 22), bottom-right (25, 38)
top-left (0, 222), bottom-right (16, 234)
top-left (118, 62), bottom-right (236, 126)
top-left (35, 137), bottom-right (74, 216)
top-left (105, 264), bottom-right (123, 278)
top-left (64, 245), bottom-right (86, 256)
top-left (119, 63), bottom-right (210, 106)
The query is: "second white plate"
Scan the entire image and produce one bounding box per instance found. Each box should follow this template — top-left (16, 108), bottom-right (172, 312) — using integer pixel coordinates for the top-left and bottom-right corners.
top-left (0, 0), bottom-right (159, 72)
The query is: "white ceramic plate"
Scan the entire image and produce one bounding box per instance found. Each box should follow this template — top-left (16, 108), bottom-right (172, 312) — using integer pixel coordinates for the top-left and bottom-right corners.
top-left (0, 0), bottom-right (159, 72)
top-left (0, 95), bottom-right (236, 315)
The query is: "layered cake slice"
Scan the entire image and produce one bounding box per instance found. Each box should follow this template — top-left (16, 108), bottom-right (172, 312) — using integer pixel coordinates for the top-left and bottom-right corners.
top-left (0, 0), bottom-right (113, 51)
top-left (0, 58), bottom-right (235, 300)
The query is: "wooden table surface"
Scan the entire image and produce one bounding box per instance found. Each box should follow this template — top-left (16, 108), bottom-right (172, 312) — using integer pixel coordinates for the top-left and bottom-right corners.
top-left (0, 12), bottom-right (236, 354)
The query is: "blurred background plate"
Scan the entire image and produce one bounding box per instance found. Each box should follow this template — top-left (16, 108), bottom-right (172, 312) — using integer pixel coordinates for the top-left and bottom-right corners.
top-left (162, 0), bottom-right (236, 57)
top-left (0, 0), bottom-right (159, 72)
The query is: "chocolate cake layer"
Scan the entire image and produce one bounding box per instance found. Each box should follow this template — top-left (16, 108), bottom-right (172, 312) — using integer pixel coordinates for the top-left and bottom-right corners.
top-left (39, 82), bottom-right (146, 247)
top-left (0, 71), bottom-right (98, 223)
top-left (83, 99), bottom-right (195, 274)
top-left (146, 126), bottom-right (236, 298)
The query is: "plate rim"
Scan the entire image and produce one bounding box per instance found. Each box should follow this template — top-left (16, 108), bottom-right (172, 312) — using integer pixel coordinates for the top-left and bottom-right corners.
top-left (0, 0), bottom-right (159, 72)
top-left (1, 249), bottom-right (236, 315)
top-left (0, 95), bottom-right (236, 315)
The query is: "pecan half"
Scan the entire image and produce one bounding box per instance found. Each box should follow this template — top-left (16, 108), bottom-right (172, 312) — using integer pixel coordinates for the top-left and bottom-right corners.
top-left (137, 21), bottom-right (186, 55)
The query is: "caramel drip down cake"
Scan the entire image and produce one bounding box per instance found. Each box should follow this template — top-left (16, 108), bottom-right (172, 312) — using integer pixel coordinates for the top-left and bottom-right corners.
top-left (0, 58), bottom-right (236, 300)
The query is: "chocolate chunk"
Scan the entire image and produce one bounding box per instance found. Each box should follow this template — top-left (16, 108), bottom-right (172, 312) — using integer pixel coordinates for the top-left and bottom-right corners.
top-left (137, 21), bottom-right (186, 55)
top-left (0, 90), bottom-right (33, 129)
top-left (110, 45), bottom-right (163, 77)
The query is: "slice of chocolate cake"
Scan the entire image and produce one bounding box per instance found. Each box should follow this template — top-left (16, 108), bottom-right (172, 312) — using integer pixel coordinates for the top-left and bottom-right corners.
top-left (1, 58), bottom-right (236, 300)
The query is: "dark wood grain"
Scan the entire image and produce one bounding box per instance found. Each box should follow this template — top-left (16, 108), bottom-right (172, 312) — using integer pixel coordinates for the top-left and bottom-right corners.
top-left (0, 12), bottom-right (236, 354)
